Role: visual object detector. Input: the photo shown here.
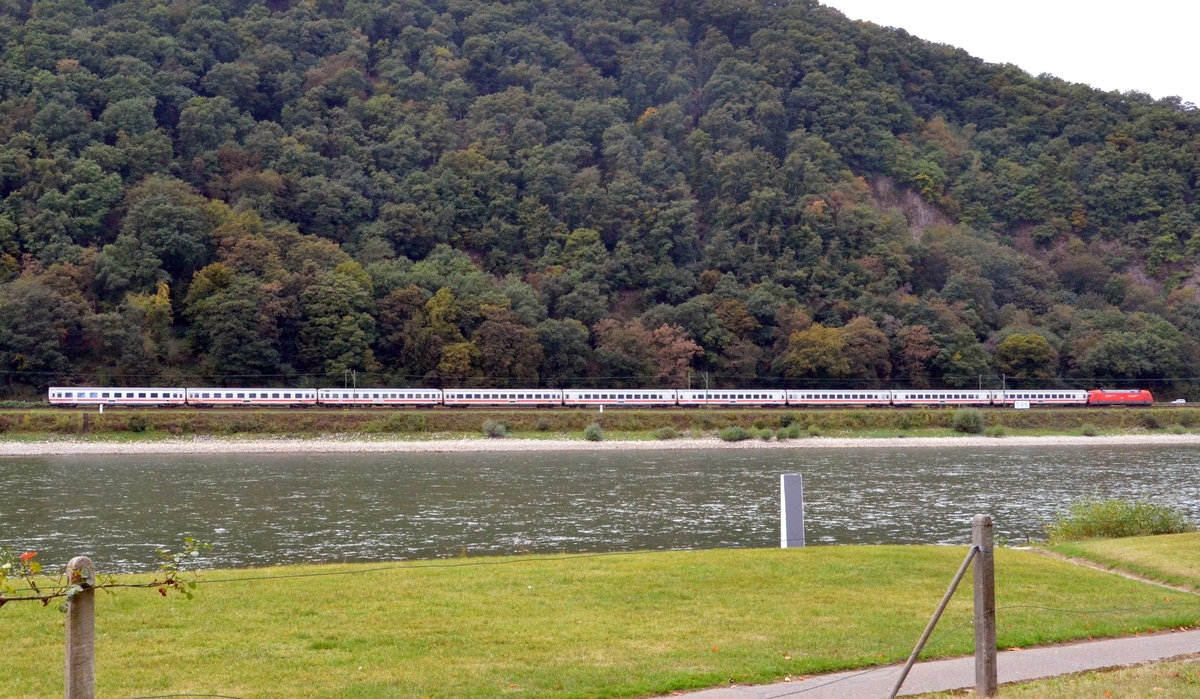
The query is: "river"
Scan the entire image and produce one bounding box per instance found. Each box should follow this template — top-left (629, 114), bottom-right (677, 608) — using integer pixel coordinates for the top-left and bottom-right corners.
top-left (2, 444), bottom-right (1197, 572)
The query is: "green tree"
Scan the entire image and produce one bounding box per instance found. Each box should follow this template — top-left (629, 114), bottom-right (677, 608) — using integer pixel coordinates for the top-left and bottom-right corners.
top-left (894, 325), bottom-right (940, 388)
top-left (994, 333), bottom-right (1058, 382)
top-left (536, 318), bottom-right (590, 385)
top-left (119, 176), bottom-right (214, 280)
top-left (840, 316), bottom-right (891, 384)
top-left (298, 268), bottom-right (378, 376)
top-left (471, 305), bottom-right (543, 384)
top-left (936, 328), bottom-right (992, 388)
top-left (186, 276), bottom-right (283, 379)
top-left (780, 323), bottom-right (850, 379)
top-left (0, 277), bottom-right (87, 382)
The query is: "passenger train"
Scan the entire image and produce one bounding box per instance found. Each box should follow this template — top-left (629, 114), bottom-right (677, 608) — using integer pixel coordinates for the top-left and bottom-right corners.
top-left (46, 387), bottom-right (1155, 408)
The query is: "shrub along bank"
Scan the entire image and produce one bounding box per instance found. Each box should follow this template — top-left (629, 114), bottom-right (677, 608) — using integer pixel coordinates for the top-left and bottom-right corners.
top-left (1, 407), bottom-right (1199, 438)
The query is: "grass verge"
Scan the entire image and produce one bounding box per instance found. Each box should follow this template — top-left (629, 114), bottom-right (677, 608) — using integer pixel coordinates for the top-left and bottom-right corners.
top-left (1046, 532), bottom-right (1200, 591)
top-left (3, 547), bottom-right (1199, 698)
top-left (916, 655), bottom-right (1200, 697)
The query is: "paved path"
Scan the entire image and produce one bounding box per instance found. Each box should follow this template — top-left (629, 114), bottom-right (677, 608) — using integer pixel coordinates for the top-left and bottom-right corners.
top-left (684, 628), bottom-right (1200, 698)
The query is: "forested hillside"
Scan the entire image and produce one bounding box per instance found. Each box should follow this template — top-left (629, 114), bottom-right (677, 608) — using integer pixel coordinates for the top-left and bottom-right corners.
top-left (2, 0), bottom-right (1199, 395)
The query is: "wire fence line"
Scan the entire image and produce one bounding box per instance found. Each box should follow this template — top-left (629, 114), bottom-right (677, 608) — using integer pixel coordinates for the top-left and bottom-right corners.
top-left (2, 547), bottom-right (684, 595)
top-left (6, 367), bottom-right (1200, 388)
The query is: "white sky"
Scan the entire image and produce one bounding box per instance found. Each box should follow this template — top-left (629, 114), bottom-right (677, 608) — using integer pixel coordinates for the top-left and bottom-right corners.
top-left (824, 1), bottom-right (1200, 107)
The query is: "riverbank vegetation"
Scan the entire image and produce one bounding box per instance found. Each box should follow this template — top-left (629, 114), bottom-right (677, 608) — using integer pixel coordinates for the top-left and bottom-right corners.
top-left (4, 547), bottom-right (1198, 698)
top-left (2, 407), bottom-right (1200, 441)
top-left (1045, 499), bottom-right (1196, 541)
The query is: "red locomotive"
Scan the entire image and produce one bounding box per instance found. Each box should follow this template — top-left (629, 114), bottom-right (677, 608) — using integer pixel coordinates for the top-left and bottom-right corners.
top-left (1086, 389), bottom-right (1154, 406)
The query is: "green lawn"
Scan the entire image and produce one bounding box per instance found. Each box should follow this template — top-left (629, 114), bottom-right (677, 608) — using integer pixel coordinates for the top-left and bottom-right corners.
top-left (3, 547), bottom-right (1199, 698)
top-left (1047, 532), bottom-right (1200, 591)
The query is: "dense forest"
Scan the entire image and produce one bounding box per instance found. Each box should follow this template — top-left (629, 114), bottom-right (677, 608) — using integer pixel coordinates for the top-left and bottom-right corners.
top-left (1, 0), bottom-right (1199, 396)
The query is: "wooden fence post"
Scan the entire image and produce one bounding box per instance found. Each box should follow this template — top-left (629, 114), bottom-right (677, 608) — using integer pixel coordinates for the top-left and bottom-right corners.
top-left (65, 556), bottom-right (95, 699)
top-left (972, 515), bottom-right (997, 697)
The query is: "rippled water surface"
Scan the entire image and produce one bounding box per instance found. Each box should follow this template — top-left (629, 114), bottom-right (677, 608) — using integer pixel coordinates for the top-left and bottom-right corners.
top-left (3, 445), bottom-right (1198, 571)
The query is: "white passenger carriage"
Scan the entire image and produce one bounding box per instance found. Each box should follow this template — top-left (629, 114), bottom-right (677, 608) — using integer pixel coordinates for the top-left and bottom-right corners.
top-left (785, 390), bottom-right (891, 407)
top-left (676, 389), bottom-right (787, 406)
top-left (441, 389), bottom-right (563, 407)
top-left (48, 387), bottom-right (186, 406)
top-left (990, 390), bottom-right (1088, 406)
top-left (316, 388), bottom-right (441, 406)
top-left (890, 390), bottom-right (992, 406)
top-left (186, 388), bottom-right (317, 406)
top-left (562, 389), bottom-right (678, 407)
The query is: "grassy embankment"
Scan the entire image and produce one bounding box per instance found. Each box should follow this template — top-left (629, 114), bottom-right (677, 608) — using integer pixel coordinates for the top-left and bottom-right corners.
top-left (3, 546), bottom-right (1199, 698)
top-left (1047, 531), bottom-right (1200, 592)
top-left (2, 406), bottom-right (1200, 441)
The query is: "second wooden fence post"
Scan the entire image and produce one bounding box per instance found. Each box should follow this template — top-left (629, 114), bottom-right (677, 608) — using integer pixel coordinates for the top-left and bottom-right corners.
top-left (972, 514), bottom-right (997, 696)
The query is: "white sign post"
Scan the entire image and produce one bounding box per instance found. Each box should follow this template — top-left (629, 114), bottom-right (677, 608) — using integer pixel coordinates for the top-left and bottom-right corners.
top-left (780, 474), bottom-right (805, 548)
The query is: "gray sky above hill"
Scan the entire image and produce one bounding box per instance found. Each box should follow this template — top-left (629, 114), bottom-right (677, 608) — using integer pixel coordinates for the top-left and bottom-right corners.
top-left (826, 0), bottom-right (1199, 107)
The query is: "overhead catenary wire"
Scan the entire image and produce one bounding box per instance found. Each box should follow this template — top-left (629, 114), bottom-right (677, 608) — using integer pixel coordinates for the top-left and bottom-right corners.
top-left (5, 367), bottom-right (1199, 387)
